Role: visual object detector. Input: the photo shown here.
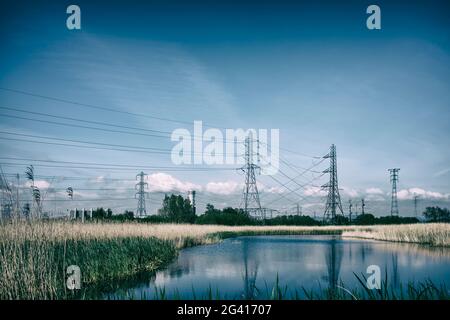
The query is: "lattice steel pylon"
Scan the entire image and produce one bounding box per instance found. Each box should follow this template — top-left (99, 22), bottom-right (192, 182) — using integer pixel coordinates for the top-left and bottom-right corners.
top-left (388, 168), bottom-right (400, 216)
top-left (322, 144), bottom-right (344, 224)
top-left (240, 134), bottom-right (263, 219)
top-left (135, 171), bottom-right (148, 217)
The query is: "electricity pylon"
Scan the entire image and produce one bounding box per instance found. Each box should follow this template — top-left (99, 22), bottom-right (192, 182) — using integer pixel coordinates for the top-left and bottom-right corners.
top-left (322, 144), bottom-right (343, 224)
top-left (240, 134), bottom-right (263, 219)
top-left (388, 168), bottom-right (400, 216)
top-left (135, 171), bottom-right (148, 217)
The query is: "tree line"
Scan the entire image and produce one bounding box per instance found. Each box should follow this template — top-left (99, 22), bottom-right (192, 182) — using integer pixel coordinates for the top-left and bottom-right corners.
top-left (84, 194), bottom-right (449, 225)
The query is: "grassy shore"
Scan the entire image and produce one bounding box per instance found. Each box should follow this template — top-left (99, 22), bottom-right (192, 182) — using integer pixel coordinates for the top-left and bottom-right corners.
top-left (342, 223), bottom-right (450, 246)
top-left (0, 221), bottom-right (449, 299)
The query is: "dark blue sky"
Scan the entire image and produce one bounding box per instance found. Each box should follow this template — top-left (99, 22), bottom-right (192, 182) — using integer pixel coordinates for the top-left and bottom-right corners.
top-left (0, 0), bottom-right (449, 216)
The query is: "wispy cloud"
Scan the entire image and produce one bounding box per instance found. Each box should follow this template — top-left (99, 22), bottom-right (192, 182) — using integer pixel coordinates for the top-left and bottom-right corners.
top-left (205, 181), bottom-right (241, 195)
top-left (434, 168), bottom-right (450, 177)
top-left (303, 186), bottom-right (326, 197)
top-left (365, 187), bottom-right (384, 195)
top-left (397, 188), bottom-right (450, 200)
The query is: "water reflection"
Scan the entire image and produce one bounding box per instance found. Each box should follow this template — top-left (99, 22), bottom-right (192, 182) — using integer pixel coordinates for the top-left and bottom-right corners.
top-left (101, 235), bottom-right (450, 299)
top-left (391, 253), bottom-right (399, 287)
top-left (323, 237), bottom-right (343, 294)
top-left (241, 238), bottom-right (259, 299)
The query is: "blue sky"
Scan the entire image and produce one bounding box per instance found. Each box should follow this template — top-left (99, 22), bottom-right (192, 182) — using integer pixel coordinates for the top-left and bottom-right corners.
top-left (0, 0), bottom-right (449, 217)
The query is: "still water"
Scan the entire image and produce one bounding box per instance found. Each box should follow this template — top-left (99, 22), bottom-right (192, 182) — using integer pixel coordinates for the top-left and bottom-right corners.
top-left (110, 235), bottom-right (450, 299)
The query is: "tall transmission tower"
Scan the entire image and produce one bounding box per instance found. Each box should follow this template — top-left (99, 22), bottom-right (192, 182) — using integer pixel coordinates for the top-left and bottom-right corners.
top-left (240, 134), bottom-right (263, 219)
top-left (135, 171), bottom-right (148, 217)
top-left (388, 168), bottom-right (400, 216)
top-left (322, 144), bottom-right (344, 223)
top-left (361, 198), bottom-right (365, 215)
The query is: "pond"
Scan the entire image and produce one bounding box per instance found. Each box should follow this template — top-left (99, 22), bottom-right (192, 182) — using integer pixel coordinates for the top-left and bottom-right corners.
top-left (108, 235), bottom-right (450, 299)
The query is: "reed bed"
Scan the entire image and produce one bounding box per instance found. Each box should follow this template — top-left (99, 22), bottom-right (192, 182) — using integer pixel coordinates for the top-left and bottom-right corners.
top-left (0, 221), bottom-right (449, 300)
top-left (342, 223), bottom-right (450, 247)
top-left (0, 221), bottom-right (176, 300)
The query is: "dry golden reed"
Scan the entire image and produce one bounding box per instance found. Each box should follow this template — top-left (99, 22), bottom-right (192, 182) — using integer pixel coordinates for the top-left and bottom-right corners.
top-left (1, 220), bottom-right (449, 299)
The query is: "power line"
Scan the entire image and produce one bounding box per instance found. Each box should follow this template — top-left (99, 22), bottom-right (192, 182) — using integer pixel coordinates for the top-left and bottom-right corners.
top-left (257, 154), bottom-right (325, 196)
top-left (0, 130), bottom-right (171, 152)
top-left (1, 104), bottom-right (325, 158)
top-left (0, 106), bottom-right (174, 135)
top-left (0, 163), bottom-right (238, 172)
top-left (0, 106), bottom-right (248, 143)
top-left (0, 87), bottom-right (209, 127)
top-left (0, 135), bottom-right (240, 157)
top-left (262, 172), bottom-right (326, 207)
top-left (2, 173), bottom-right (139, 181)
top-left (0, 136), bottom-right (173, 155)
top-left (0, 157), bottom-right (235, 171)
top-left (258, 140), bottom-right (323, 159)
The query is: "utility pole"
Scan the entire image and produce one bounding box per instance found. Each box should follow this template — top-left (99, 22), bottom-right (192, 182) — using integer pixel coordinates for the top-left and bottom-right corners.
top-left (322, 144), bottom-right (344, 224)
top-left (135, 171), bottom-right (148, 217)
top-left (413, 194), bottom-right (419, 218)
top-left (189, 190), bottom-right (196, 215)
top-left (361, 198), bottom-right (365, 215)
top-left (296, 203), bottom-right (301, 216)
top-left (15, 173), bottom-right (20, 218)
top-left (240, 133), bottom-right (263, 219)
top-left (348, 200), bottom-right (353, 223)
top-left (388, 168), bottom-right (400, 216)
top-left (67, 187), bottom-right (74, 219)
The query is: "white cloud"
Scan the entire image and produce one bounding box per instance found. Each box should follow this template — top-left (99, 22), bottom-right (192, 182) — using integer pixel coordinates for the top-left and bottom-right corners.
top-left (304, 186), bottom-right (326, 197)
top-left (263, 186), bottom-right (285, 194)
top-left (25, 180), bottom-right (50, 189)
top-left (148, 173), bottom-right (201, 193)
top-left (365, 187), bottom-right (384, 195)
top-left (365, 194), bottom-right (385, 202)
top-left (204, 181), bottom-right (285, 195)
top-left (341, 187), bottom-right (359, 198)
top-left (205, 181), bottom-right (242, 195)
top-left (397, 188), bottom-right (449, 200)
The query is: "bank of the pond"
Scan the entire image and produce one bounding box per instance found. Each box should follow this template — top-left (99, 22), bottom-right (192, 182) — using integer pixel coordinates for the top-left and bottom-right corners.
top-left (1, 222), bottom-right (449, 299)
top-left (0, 222), bottom-right (345, 300)
top-left (0, 235), bottom-right (176, 299)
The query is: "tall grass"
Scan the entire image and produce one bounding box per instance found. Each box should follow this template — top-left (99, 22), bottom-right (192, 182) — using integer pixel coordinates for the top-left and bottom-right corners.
top-left (0, 221), bottom-right (449, 299)
top-left (0, 220), bottom-right (176, 299)
top-left (342, 223), bottom-right (450, 246)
